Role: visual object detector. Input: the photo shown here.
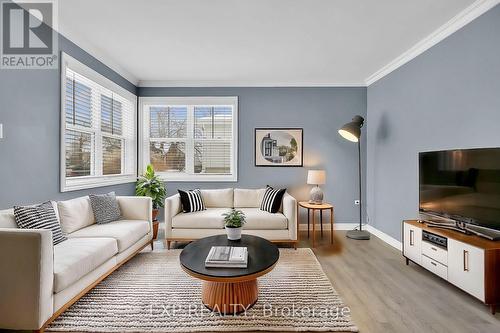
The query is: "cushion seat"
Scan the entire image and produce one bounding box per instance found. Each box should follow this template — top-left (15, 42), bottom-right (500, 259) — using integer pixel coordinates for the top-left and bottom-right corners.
top-left (240, 208), bottom-right (288, 230)
top-left (68, 219), bottom-right (150, 252)
top-left (53, 237), bottom-right (117, 293)
top-left (172, 208), bottom-right (230, 229)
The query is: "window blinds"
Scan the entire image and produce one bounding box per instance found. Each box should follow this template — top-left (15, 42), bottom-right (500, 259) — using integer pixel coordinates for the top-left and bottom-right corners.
top-left (146, 104), bottom-right (234, 177)
top-left (64, 68), bottom-right (135, 179)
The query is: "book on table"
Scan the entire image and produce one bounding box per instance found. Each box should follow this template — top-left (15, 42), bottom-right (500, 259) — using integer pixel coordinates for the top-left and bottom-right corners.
top-left (205, 246), bottom-right (248, 268)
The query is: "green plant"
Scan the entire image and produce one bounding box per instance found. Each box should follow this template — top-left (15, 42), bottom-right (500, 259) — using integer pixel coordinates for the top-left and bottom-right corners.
top-left (222, 209), bottom-right (246, 228)
top-left (135, 164), bottom-right (167, 209)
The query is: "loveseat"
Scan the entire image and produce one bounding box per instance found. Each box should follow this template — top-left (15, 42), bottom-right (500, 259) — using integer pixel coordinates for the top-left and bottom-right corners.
top-left (165, 188), bottom-right (297, 249)
top-left (0, 195), bottom-right (153, 332)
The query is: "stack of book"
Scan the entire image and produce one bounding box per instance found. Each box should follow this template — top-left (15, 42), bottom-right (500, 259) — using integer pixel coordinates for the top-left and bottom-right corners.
top-left (205, 246), bottom-right (248, 268)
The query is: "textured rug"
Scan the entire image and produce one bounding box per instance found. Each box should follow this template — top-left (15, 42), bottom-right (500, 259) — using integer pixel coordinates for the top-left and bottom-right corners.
top-left (48, 248), bottom-right (358, 332)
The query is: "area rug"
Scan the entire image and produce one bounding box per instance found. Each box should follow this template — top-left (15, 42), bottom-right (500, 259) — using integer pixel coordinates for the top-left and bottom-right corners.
top-left (48, 248), bottom-right (358, 332)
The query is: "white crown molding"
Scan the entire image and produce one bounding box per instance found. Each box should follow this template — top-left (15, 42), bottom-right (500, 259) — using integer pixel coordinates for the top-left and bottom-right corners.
top-left (137, 80), bottom-right (366, 88)
top-left (54, 0), bottom-right (498, 88)
top-left (13, 2), bottom-right (139, 84)
top-left (365, 0), bottom-right (500, 86)
top-left (58, 24), bottom-right (139, 86)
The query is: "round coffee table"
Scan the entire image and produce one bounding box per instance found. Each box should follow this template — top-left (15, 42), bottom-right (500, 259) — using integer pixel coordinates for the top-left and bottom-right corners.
top-left (180, 234), bottom-right (279, 314)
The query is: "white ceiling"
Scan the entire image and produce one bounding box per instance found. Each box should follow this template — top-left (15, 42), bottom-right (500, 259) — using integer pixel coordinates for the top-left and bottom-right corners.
top-left (57, 0), bottom-right (483, 86)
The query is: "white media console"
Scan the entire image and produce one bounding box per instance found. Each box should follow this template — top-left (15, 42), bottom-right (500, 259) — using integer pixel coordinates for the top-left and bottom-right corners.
top-left (402, 220), bottom-right (500, 314)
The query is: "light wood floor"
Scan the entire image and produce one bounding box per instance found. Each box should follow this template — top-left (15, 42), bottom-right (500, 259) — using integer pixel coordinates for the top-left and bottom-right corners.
top-left (164, 229), bottom-right (500, 333)
top-left (311, 230), bottom-right (499, 332)
top-left (13, 229), bottom-right (499, 333)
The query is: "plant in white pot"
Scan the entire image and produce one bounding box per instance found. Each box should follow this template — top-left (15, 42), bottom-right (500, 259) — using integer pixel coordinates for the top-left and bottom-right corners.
top-left (222, 209), bottom-right (246, 240)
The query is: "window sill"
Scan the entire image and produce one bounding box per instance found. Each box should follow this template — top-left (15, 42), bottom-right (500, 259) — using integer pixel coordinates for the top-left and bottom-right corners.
top-left (61, 174), bottom-right (137, 192)
top-left (157, 173), bottom-right (237, 182)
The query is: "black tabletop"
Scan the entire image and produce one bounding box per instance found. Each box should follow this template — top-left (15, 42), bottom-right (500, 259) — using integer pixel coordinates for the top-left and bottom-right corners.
top-left (180, 234), bottom-right (280, 279)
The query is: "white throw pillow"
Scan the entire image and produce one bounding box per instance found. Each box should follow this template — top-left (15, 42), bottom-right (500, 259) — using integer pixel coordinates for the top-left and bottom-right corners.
top-left (0, 208), bottom-right (17, 228)
top-left (200, 188), bottom-right (234, 208)
top-left (57, 196), bottom-right (95, 234)
top-left (234, 188), bottom-right (267, 208)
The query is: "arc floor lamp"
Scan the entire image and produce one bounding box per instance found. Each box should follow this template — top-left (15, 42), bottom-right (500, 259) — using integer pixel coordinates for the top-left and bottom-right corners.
top-left (338, 115), bottom-right (370, 240)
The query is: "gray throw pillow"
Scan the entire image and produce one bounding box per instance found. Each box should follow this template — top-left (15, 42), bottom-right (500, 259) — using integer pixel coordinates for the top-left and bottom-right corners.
top-left (89, 192), bottom-right (122, 224)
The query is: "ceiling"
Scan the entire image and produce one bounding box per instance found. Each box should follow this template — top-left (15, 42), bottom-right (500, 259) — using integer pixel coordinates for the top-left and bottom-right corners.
top-left (57, 0), bottom-right (482, 86)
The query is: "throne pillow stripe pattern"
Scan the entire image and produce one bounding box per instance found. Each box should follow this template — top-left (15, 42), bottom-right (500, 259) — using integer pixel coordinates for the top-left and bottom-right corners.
top-left (14, 202), bottom-right (67, 245)
top-left (260, 186), bottom-right (286, 213)
top-left (178, 189), bottom-right (206, 213)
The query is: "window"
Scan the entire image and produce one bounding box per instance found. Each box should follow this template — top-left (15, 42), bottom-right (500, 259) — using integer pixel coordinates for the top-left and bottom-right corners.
top-left (61, 53), bottom-right (137, 191)
top-left (139, 97), bottom-right (238, 182)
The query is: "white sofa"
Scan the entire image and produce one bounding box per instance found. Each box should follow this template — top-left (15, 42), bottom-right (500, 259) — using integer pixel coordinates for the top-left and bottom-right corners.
top-left (0, 195), bottom-right (153, 332)
top-left (165, 188), bottom-right (297, 249)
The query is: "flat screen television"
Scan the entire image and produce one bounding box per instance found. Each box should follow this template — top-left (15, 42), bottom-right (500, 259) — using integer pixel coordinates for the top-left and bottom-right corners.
top-left (419, 148), bottom-right (500, 232)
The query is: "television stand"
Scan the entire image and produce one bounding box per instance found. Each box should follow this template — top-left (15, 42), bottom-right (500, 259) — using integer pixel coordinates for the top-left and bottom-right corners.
top-left (403, 220), bottom-right (500, 314)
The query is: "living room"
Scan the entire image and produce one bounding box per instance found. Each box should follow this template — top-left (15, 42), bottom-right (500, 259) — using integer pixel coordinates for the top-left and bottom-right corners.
top-left (1, 1), bottom-right (499, 332)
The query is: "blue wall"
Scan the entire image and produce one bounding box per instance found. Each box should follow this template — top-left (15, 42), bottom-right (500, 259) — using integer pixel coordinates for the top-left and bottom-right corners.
top-left (139, 87), bottom-right (367, 224)
top-left (0, 35), bottom-right (137, 208)
top-left (1, 33), bottom-right (368, 227)
top-left (4, 3), bottom-right (497, 233)
top-left (366, 5), bottom-right (500, 240)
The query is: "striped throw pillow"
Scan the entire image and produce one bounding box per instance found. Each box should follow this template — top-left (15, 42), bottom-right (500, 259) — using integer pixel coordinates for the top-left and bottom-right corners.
top-left (260, 186), bottom-right (286, 213)
top-left (178, 189), bottom-right (206, 213)
top-left (14, 202), bottom-right (67, 245)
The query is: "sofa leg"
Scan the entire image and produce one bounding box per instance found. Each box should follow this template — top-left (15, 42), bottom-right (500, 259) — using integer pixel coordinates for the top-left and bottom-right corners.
top-left (167, 240), bottom-right (171, 250)
top-left (294, 242), bottom-right (297, 250)
top-left (150, 240), bottom-right (154, 251)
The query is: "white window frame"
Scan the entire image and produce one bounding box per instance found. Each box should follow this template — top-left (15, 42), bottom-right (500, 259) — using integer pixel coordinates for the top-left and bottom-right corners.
top-left (60, 52), bottom-right (137, 192)
top-left (139, 96), bottom-right (238, 182)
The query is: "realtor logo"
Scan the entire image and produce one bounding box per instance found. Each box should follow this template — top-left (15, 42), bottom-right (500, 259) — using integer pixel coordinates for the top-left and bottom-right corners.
top-left (1, 0), bottom-right (58, 69)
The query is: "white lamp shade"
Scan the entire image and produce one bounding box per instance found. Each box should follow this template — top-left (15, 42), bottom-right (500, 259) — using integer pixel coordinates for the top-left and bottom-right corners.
top-left (307, 170), bottom-right (326, 185)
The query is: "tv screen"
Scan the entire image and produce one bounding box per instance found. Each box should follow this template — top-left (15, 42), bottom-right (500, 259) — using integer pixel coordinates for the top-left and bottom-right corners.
top-left (419, 148), bottom-right (500, 231)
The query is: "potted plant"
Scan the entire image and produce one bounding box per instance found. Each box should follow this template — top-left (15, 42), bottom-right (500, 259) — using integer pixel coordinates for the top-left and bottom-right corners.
top-left (135, 164), bottom-right (167, 239)
top-left (222, 209), bottom-right (246, 240)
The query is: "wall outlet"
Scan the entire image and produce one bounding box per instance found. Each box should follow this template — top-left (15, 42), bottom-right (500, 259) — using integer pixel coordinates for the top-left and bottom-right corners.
top-left (354, 200), bottom-right (360, 205)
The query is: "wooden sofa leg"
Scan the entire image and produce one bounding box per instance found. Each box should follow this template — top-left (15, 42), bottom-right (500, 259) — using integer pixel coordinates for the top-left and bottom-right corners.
top-left (150, 240), bottom-right (154, 251)
top-left (167, 240), bottom-right (171, 250)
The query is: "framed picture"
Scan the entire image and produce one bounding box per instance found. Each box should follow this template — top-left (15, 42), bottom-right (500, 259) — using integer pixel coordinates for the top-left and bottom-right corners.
top-left (255, 128), bottom-right (303, 167)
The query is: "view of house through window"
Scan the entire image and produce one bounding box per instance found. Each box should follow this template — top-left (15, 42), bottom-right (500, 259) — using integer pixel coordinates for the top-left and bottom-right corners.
top-left (61, 53), bottom-right (137, 191)
top-left (141, 97), bottom-right (238, 181)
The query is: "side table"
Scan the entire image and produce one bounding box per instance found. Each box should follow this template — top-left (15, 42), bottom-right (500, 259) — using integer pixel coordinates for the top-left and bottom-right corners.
top-left (298, 201), bottom-right (334, 247)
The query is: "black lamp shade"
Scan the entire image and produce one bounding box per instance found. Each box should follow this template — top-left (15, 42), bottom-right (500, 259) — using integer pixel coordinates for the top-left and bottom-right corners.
top-left (338, 115), bottom-right (364, 142)
top-left (338, 115), bottom-right (369, 239)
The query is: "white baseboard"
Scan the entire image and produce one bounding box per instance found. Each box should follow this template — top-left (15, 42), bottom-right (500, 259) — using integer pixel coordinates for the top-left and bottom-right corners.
top-left (299, 223), bottom-right (403, 251)
top-left (299, 223), bottom-right (358, 231)
top-left (366, 225), bottom-right (402, 251)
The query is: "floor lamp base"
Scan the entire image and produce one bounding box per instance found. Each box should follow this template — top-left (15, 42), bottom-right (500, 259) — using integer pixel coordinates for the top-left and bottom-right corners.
top-left (346, 229), bottom-right (371, 240)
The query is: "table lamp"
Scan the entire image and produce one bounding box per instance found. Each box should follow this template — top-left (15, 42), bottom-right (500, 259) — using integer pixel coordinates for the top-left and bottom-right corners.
top-left (307, 170), bottom-right (326, 204)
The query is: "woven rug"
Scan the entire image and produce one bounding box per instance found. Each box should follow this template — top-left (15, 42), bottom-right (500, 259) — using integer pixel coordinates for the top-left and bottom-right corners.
top-left (48, 248), bottom-right (358, 332)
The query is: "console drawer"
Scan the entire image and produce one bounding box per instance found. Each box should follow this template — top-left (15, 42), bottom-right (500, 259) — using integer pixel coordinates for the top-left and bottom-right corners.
top-left (422, 241), bottom-right (448, 265)
top-left (422, 254), bottom-right (448, 280)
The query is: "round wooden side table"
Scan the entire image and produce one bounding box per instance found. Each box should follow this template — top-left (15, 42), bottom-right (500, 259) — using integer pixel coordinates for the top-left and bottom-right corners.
top-left (298, 201), bottom-right (334, 247)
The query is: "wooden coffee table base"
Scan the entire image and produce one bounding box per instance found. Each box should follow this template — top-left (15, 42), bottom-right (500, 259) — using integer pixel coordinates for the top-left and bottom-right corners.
top-left (202, 279), bottom-right (258, 314)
